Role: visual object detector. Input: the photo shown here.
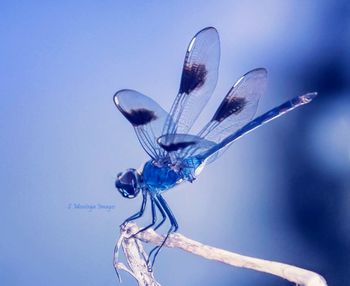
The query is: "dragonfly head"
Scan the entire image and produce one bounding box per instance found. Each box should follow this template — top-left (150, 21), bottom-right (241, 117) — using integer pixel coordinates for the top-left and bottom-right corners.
top-left (115, 168), bottom-right (142, 199)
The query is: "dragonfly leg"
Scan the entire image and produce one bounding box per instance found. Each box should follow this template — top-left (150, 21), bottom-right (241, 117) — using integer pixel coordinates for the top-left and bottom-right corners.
top-left (147, 194), bottom-right (178, 271)
top-left (120, 190), bottom-right (147, 228)
top-left (153, 198), bottom-right (166, 231)
top-left (131, 196), bottom-right (157, 237)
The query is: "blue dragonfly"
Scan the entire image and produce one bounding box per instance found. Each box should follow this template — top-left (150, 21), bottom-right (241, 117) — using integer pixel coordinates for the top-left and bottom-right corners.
top-left (114, 27), bottom-right (317, 270)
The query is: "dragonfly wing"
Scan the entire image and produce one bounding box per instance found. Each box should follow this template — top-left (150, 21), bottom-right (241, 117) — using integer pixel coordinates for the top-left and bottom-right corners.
top-left (157, 134), bottom-right (216, 159)
top-left (114, 89), bottom-right (171, 159)
top-left (197, 92), bottom-right (318, 164)
top-left (162, 27), bottom-right (220, 137)
top-left (199, 68), bottom-right (267, 143)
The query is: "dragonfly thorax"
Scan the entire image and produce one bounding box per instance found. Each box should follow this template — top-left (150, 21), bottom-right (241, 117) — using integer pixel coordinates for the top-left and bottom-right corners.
top-left (142, 161), bottom-right (182, 191)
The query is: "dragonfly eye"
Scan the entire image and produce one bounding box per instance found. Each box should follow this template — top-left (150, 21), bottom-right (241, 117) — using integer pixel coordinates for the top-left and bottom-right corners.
top-left (115, 169), bottom-right (140, 199)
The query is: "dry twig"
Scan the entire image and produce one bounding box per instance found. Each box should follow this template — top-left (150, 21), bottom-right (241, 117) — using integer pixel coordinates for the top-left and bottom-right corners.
top-left (114, 222), bottom-right (327, 286)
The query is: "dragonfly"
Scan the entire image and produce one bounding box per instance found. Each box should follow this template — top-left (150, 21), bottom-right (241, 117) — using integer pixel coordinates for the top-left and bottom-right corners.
top-left (113, 27), bottom-right (317, 270)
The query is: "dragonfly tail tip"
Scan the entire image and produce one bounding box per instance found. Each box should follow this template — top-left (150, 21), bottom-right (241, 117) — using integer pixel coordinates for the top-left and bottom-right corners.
top-left (300, 91), bottom-right (318, 104)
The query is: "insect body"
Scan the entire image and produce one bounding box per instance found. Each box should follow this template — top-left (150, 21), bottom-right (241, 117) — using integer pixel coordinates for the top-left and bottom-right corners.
top-left (142, 161), bottom-right (181, 190)
top-left (113, 27), bottom-right (317, 269)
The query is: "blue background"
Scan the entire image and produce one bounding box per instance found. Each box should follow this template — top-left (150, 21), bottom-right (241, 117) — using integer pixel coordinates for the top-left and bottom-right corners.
top-left (1, 1), bottom-right (349, 285)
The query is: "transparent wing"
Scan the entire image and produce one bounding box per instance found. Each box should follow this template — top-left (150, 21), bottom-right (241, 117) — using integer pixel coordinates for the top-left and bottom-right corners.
top-left (162, 27), bottom-right (220, 137)
top-left (157, 134), bottom-right (216, 160)
top-left (196, 92), bottom-right (318, 164)
top-left (114, 89), bottom-right (171, 159)
top-left (198, 68), bottom-right (267, 143)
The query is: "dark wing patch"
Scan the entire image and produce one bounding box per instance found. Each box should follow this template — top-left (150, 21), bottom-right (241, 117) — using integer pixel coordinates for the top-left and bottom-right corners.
top-left (157, 134), bottom-right (216, 162)
top-left (158, 140), bottom-right (196, 152)
top-left (198, 68), bottom-right (267, 143)
top-left (114, 89), bottom-right (171, 160)
top-left (119, 108), bottom-right (157, 126)
top-left (162, 27), bottom-right (220, 136)
top-left (212, 97), bottom-right (247, 122)
top-left (179, 63), bottom-right (208, 94)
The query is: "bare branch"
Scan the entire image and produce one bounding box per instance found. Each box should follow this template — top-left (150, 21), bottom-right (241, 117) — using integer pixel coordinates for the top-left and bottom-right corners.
top-left (114, 222), bottom-right (327, 286)
top-left (114, 223), bottom-right (160, 286)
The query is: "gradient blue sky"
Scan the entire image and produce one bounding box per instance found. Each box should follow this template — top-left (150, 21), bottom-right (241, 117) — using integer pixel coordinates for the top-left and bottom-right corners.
top-left (1, 1), bottom-right (349, 286)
